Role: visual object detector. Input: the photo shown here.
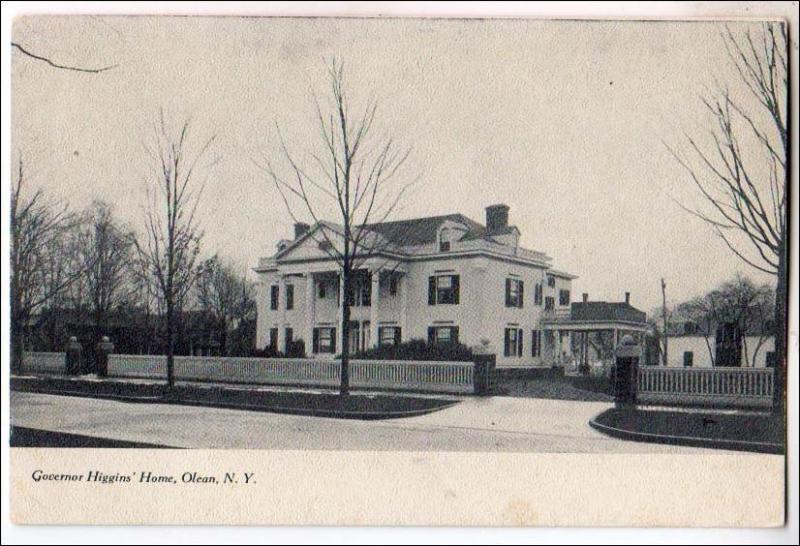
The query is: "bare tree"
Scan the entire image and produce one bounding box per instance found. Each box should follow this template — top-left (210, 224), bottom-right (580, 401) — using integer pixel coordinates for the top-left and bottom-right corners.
top-left (10, 160), bottom-right (84, 371)
top-left (257, 60), bottom-right (415, 395)
top-left (76, 200), bottom-right (137, 352)
top-left (195, 255), bottom-right (254, 356)
top-left (137, 113), bottom-right (215, 387)
top-left (669, 23), bottom-right (788, 409)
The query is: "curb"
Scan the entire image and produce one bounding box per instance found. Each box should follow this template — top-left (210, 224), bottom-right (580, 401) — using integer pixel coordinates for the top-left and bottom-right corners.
top-left (588, 416), bottom-right (784, 454)
top-left (12, 383), bottom-right (460, 421)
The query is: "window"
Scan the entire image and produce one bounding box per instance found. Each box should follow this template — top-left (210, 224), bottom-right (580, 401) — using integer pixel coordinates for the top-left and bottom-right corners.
top-left (439, 228), bottom-right (451, 252)
top-left (683, 321), bottom-right (698, 335)
top-left (505, 278), bottom-right (524, 308)
top-left (533, 283), bottom-right (543, 305)
top-left (504, 327), bottom-right (523, 357)
top-left (531, 330), bottom-right (542, 357)
top-left (318, 282), bottom-right (326, 299)
top-left (270, 285), bottom-right (279, 310)
top-left (285, 284), bottom-right (294, 310)
top-left (428, 326), bottom-right (459, 345)
top-left (766, 351), bottom-right (776, 368)
top-left (389, 277), bottom-right (398, 296)
top-left (345, 279), bottom-right (371, 307)
top-left (544, 296), bottom-right (555, 311)
top-left (312, 327), bottom-right (336, 354)
top-left (269, 328), bottom-right (278, 350)
top-left (683, 351), bottom-right (694, 367)
top-left (547, 275), bottom-right (556, 288)
top-left (284, 327), bottom-right (293, 352)
top-left (428, 274), bottom-right (459, 305)
top-left (559, 289), bottom-right (570, 306)
top-left (378, 326), bottom-right (401, 346)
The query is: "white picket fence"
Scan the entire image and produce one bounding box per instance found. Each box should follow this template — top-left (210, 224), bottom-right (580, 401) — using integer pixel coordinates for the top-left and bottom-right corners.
top-left (21, 352), bottom-right (66, 374)
top-left (638, 366), bottom-right (774, 408)
top-left (106, 354), bottom-right (476, 394)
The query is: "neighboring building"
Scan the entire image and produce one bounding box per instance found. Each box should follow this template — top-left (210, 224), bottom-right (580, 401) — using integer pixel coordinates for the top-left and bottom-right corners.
top-left (660, 318), bottom-right (775, 368)
top-left (254, 204), bottom-right (586, 367)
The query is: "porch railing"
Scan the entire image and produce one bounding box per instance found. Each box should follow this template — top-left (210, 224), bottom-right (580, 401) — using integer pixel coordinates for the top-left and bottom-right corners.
top-left (637, 366), bottom-right (774, 408)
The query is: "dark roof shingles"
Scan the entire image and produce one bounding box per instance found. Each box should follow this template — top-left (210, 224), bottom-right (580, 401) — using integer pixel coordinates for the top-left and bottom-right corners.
top-left (364, 213), bottom-right (484, 246)
top-left (570, 302), bottom-right (647, 324)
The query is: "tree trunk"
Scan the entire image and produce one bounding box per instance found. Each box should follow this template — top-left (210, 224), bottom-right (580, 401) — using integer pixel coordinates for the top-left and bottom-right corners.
top-left (166, 298), bottom-right (175, 388)
top-left (340, 270), bottom-right (351, 397)
top-left (661, 278), bottom-right (668, 366)
top-left (11, 320), bottom-right (25, 374)
top-left (773, 230), bottom-right (787, 414)
top-left (220, 319), bottom-right (228, 356)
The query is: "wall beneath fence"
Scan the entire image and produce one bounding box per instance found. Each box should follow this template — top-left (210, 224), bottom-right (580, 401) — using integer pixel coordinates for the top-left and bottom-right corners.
top-left (107, 354), bottom-right (475, 394)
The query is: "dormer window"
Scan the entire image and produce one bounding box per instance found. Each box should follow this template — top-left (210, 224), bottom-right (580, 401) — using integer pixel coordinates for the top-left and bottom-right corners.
top-left (439, 228), bottom-right (451, 252)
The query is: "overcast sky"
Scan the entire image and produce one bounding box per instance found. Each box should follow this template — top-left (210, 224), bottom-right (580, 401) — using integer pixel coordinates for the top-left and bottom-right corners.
top-left (11, 16), bottom-right (781, 312)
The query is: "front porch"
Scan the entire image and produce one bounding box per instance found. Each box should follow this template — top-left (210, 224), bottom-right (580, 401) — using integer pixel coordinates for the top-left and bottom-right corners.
top-left (271, 260), bottom-right (409, 356)
top-left (541, 308), bottom-right (648, 373)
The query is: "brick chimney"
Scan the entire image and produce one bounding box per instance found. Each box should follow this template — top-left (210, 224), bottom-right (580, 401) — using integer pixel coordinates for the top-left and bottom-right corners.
top-left (294, 222), bottom-right (310, 239)
top-left (485, 204), bottom-right (509, 232)
top-left (624, 292), bottom-right (630, 304)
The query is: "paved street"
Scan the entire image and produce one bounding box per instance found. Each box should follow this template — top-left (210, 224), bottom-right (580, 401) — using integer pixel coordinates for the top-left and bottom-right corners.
top-left (11, 391), bottom-right (716, 452)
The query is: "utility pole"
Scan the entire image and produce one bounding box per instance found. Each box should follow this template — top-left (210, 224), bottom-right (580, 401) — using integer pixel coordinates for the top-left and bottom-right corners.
top-left (661, 278), bottom-right (668, 366)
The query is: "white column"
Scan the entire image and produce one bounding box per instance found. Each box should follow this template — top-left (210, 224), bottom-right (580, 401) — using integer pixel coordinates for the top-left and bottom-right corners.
top-left (276, 275), bottom-right (287, 352)
top-left (370, 270), bottom-right (380, 348)
top-left (400, 274), bottom-right (408, 341)
top-left (305, 273), bottom-right (315, 355)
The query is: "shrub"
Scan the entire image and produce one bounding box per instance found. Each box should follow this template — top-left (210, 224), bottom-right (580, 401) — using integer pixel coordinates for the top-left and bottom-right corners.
top-left (252, 339), bottom-right (306, 359)
top-left (346, 338), bottom-right (473, 362)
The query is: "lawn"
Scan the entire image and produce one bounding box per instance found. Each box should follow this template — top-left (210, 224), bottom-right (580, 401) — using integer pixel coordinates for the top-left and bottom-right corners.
top-left (591, 406), bottom-right (785, 453)
top-left (494, 372), bottom-right (613, 402)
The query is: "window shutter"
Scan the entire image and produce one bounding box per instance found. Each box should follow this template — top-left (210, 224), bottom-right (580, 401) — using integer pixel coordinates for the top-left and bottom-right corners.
top-left (505, 278), bottom-right (512, 306)
top-left (428, 277), bottom-right (436, 305)
top-left (451, 327), bottom-right (459, 344)
top-left (518, 281), bottom-right (524, 308)
top-left (453, 275), bottom-right (460, 304)
top-left (428, 327), bottom-right (436, 344)
top-left (504, 329), bottom-right (510, 357)
top-left (285, 328), bottom-right (293, 352)
top-left (531, 330), bottom-right (536, 357)
top-left (377, 326), bottom-right (384, 346)
top-left (394, 327), bottom-right (402, 346)
top-left (313, 328), bottom-right (319, 354)
top-left (518, 329), bottom-right (523, 356)
top-left (331, 328), bottom-right (336, 354)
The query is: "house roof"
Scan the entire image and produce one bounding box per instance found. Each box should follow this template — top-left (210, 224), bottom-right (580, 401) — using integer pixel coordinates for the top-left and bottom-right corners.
top-left (363, 213), bottom-right (485, 246)
top-left (570, 301), bottom-right (647, 324)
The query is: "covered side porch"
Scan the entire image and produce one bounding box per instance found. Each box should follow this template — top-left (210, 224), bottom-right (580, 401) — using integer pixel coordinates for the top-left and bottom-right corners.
top-left (541, 302), bottom-right (648, 374)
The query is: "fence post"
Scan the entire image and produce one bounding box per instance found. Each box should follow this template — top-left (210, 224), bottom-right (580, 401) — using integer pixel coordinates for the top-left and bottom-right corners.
top-left (472, 340), bottom-right (496, 395)
top-left (95, 336), bottom-right (115, 377)
top-left (65, 336), bottom-right (83, 375)
top-left (613, 334), bottom-right (639, 407)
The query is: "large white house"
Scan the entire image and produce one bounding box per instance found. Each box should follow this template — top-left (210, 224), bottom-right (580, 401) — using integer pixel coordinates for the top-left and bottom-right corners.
top-left (254, 204), bottom-right (632, 367)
